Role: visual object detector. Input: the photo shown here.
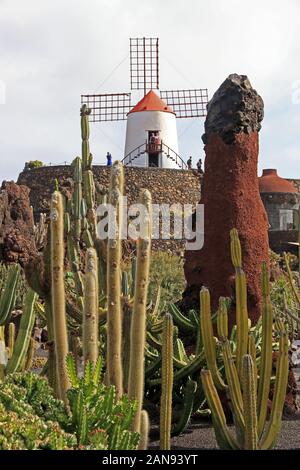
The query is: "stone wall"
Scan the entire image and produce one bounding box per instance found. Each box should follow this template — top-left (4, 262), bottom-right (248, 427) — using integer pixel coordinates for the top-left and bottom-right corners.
top-left (17, 165), bottom-right (202, 252)
top-left (289, 179), bottom-right (300, 193)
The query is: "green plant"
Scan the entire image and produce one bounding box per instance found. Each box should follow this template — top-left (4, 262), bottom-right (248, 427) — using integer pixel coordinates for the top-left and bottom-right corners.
top-left (160, 313), bottom-right (174, 450)
top-left (83, 248), bottom-right (99, 365)
top-left (1, 288), bottom-right (37, 378)
top-left (148, 251), bottom-right (186, 313)
top-left (200, 229), bottom-right (289, 450)
top-left (128, 189), bottom-right (152, 433)
top-left (0, 372), bottom-right (76, 450)
top-left (106, 161), bottom-right (124, 396)
top-left (0, 264), bottom-right (21, 325)
top-left (66, 354), bottom-right (140, 450)
top-left (50, 191), bottom-right (70, 404)
top-left (5, 289), bottom-right (37, 374)
top-left (26, 160), bottom-right (44, 169)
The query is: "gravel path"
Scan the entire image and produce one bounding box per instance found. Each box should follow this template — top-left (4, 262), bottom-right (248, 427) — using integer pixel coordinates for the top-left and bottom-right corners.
top-left (149, 419), bottom-right (300, 450)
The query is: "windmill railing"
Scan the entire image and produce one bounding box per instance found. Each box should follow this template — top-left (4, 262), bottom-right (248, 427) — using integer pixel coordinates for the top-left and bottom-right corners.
top-left (122, 141), bottom-right (187, 169)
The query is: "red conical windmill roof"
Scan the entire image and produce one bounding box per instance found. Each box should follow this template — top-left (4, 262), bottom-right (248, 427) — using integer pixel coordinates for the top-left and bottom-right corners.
top-left (259, 169), bottom-right (297, 193)
top-left (129, 90), bottom-right (175, 114)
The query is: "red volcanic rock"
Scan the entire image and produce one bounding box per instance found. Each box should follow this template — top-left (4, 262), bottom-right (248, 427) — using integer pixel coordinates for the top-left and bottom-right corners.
top-left (0, 181), bottom-right (36, 265)
top-left (183, 74), bottom-right (269, 325)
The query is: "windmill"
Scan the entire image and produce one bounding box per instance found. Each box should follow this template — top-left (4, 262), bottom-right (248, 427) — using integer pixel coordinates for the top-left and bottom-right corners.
top-left (81, 38), bottom-right (208, 169)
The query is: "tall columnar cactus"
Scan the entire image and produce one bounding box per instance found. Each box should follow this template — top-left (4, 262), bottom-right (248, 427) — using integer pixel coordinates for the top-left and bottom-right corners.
top-left (257, 261), bottom-right (273, 436)
top-left (160, 313), bottom-right (174, 451)
top-left (106, 161), bottom-right (124, 397)
top-left (128, 189), bottom-right (152, 433)
top-left (83, 248), bottom-right (99, 365)
top-left (200, 288), bottom-right (226, 390)
top-left (138, 410), bottom-right (150, 450)
top-left (7, 322), bottom-right (15, 359)
top-left (242, 355), bottom-right (258, 449)
top-left (200, 229), bottom-right (289, 450)
top-left (81, 104), bottom-right (92, 171)
top-left (230, 228), bottom-right (248, 377)
top-left (50, 191), bottom-right (70, 404)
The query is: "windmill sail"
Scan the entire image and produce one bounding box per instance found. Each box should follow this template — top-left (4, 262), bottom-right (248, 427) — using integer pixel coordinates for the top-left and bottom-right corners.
top-left (80, 93), bottom-right (131, 122)
top-left (160, 89), bottom-right (208, 118)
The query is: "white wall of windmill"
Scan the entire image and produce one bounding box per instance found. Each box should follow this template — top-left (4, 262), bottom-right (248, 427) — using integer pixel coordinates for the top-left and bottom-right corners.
top-left (124, 110), bottom-right (179, 169)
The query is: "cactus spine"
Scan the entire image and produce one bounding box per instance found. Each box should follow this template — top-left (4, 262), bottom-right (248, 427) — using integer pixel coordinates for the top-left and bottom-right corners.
top-left (106, 161), bottom-right (124, 397)
top-left (128, 189), bottom-right (152, 433)
top-left (83, 248), bottom-right (99, 365)
top-left (160, 313), bottom-right (174, 450)
top-left (50, 191), bottom-right (70, 404)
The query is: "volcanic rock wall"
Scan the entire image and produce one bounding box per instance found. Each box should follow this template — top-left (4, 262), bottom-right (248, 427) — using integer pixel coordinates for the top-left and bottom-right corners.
top-left (0, 181), bottom-right (36, 264)
top-left (18, 166), bottom-right (201, 253)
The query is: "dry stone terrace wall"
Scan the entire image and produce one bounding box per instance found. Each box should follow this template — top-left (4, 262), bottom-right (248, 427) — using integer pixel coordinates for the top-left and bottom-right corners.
top-left (289, 179), bottom-right (300, 193)
top-left (17, 165), bottom-right (201, 253)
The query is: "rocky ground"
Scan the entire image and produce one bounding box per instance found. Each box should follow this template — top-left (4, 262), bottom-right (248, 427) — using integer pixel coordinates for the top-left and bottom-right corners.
top-left (149, 419), bottom-right (300, 450)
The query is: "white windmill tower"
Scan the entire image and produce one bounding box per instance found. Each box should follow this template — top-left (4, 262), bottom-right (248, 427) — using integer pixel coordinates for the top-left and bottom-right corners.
top-left (81, 38), bottom-right (208, 169)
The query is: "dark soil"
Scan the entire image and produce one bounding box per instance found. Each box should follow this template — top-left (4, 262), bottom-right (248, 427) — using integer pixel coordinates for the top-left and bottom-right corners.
top-left (149, 419), bottom-right (300, 450)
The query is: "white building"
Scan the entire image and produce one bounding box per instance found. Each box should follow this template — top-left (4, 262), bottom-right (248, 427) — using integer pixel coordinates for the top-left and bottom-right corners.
top-left (123, 90), bottom-right (185, 169)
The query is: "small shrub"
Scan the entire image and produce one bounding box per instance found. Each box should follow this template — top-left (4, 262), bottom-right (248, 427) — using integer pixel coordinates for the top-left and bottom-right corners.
top-left (148, 252), bottom-right (186, 312)
top-left (25, 160), bottom-right (44, 169)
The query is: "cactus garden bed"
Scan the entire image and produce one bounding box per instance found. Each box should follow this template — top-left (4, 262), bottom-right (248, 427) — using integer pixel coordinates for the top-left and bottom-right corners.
top-left (149, 419), bottom-right (300, 450)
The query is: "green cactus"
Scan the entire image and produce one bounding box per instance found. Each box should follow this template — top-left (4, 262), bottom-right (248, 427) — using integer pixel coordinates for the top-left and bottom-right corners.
top-left (138, 409), bottom-right (150, 450)
top-left (7, 322), bottom-right (15, 359)
top-left (128, 189), bottom-right (152, 433)
top-left (200, 229), bottom-right (289, 450)
top-left (83, 248), bottom-right (99, 365)
top-left (230, 229), bottom-right (249, 378)
top-left (171, 379), bottom-right (197, 436)
top-left (160, 313), bottom-right (174, 450)
top-left (257, 261), bottom-right (273, 436)
top-left (50, 191), bottom-right (70, 404)
top-left (200, 287), bottom-right (226, 390)
top-left (242, 355), bottom-right (258, 449)
top-left (23, 337), bottom-right (35, 371)
top-left (106, 161), bottom-right (124, 397)
top-left (0, 264), bottom-right (21, 326)
top-left (80, 104), bottom-right (91, 171)
top-left (5, 289), bottom-right (37, 374)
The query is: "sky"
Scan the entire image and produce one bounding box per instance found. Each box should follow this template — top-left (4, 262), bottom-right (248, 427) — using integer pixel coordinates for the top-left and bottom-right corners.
top-left (0, 0), bottom-right (300, 181)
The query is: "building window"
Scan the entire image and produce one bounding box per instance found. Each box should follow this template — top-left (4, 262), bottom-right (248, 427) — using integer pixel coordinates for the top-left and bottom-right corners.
top-left (279, 209), bottom-right (295, 231)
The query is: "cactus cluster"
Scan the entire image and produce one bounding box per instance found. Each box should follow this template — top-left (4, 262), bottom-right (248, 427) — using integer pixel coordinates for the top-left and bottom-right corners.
top-left (24, 105), bottom-right (151, 448)
top-left (0, 288), bottom-right (37, 378)
top-left (200, 229), bottom-right (289, 450)
top-left (17, 102), bottom-right (290, 452)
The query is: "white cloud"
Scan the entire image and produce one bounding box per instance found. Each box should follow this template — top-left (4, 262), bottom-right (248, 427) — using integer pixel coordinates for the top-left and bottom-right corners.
top-left (0, 0), bottom-right (299, 180)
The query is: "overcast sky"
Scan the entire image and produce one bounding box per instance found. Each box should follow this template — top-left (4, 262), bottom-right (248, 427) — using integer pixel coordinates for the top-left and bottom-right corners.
top-left (0, 0), bottom-right (300, 181)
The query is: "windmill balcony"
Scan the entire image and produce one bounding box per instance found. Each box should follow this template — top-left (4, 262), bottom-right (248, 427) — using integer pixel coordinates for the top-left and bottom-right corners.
top-left (122, 141), bottom-right (187, 169)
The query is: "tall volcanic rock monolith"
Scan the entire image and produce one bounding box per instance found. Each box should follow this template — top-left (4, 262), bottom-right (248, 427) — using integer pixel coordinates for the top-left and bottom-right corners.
top-left (0, 181), bottom-right (37, 265)
top-left (183, 74), bottom-right (269, 325)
